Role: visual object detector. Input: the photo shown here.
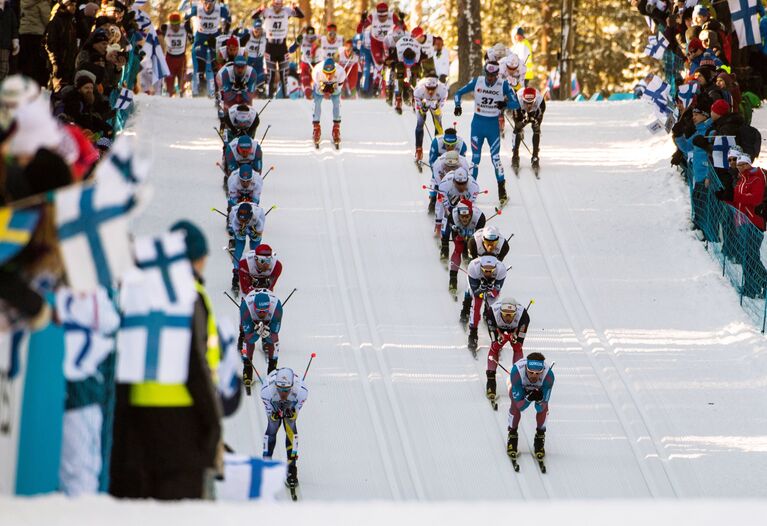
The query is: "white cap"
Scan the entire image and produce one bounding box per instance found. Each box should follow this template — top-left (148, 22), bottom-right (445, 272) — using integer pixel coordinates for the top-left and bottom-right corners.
top-left (736, 153), bottom-right (752, 166)
top-left (275, 368), bottom-right (294, 389)
top-left (452, 167), bottom-right (469, 184)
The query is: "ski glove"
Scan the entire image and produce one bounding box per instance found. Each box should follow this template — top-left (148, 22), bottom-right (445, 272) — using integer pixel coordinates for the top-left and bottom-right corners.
top-left (454, 106), bottom-right (462, 117)
top-left (496, 99), bottom-right (507, 110)
top-left (692, 135), bottom-right (709, 150)
top-left (269, 411), bottom-right (280, 422)
top-left (526, 389), bottom-right (543, 402)
top-left (283, 408), bottom-right (296, 420)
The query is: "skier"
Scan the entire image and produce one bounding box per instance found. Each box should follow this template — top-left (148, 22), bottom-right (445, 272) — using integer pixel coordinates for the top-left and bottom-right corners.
top-left (315, 23), bottom-right (343, 61)
top-left (241, 19), bottom-right (268, 92)
top-left (227, 164), bottom-right (263, 211)
top-left (357, 2), bottom-right (403, 95)
top-left (411, 27), bottom-right (435, 76)
top-left (447, 200), bottom-right (486, 296)
top-left (468, 225), bottom-right (510, 261)
top-left (454, 61), bottom-right (520, 205)
top-left (435, 168), bottom-right (480, 259)
top-left (252, 0), bottom-right (305, 98)
top-left (312, 58), bottom-right (347, 148)
top-left (215, 35), bottom-right (241, 74)
top-left (222, 103), bottom-right (260, 142)
top-left (389, 28), bottom-right (421, 113)
top-left (428, 149), bottom-right (471, 214)
top-left (507, 352), bottom-right (555, 466)
top-left (238, 243), bottom-right (283, 295)
top-left (485, 298), bottom-right (530, 403)
top-left (186, 0), bottom-right (231, 96)
top-left (260, 368), bottom-right (308, 488)
top-left (224, 134), bottom-right (263, 175)
top-left (485, 42), bottom-right (509, 63)
top-left (497, 53), bottom-right (525, 137)
top-left (460, 255), bottom-right (507, 353)
top-left (161, 12), bottom-right (193, 97)
top-left (298, 26), bottom-right (318, 98)
top-left (339, 39), bottom-right (360, 98)
top-left (511, 86), bottom-right (546, 172)
top-left (229, 201), bottom-right (265, 289)
top-left (412, 76), bottom-right (447, 166)
top-left (428, 127), bottom-right (468, 165)
top-left (219, 55), bottom-right (258, 108)
top-left (240, 288), bottom-right (283, 380)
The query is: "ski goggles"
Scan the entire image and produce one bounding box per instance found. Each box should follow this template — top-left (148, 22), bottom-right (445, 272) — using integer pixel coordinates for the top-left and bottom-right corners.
top-left (485, 62), bottom-right (500, 75)
top-left (255, 255), bottom-right (272, 266)
top-left (276, 386), bottom-right (291, 393)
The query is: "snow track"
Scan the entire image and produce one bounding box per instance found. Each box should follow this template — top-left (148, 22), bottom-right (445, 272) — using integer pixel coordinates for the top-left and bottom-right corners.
top-left (134, 97), bottom-right (767, 501)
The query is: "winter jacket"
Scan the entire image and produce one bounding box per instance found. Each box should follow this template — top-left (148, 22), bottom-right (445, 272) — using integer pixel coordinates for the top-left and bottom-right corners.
top-left (675, 118), bottom-right (712, 184)
top-left (45, 9), bottom-right (78, 74)
top-left (0, 5), bottom-right (19, 50)
top-left (19, 0), bottom-right (51, 36)
top-left (733, 167), bottom-right (767, 231)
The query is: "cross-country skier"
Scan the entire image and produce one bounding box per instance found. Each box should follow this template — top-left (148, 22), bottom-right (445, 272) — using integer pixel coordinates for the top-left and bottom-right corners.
top-left (485, 298), bottom-right (530, 402)
top-left (238, 243), bottom-right (283, 295)
top-left (468, 225), bottom-right (510, 260)
top-left (357, 2), bottom-right (403, 95)
top-left (511, 86), bottom-right (546, 173)
top-left (229, 201), bottom-right (265, 289)
top-left (388, 28), bottom-right (421, 113)
top-left (186, 0), bottom-right (231, 96)
top-left (241, 19), bottom-right (268, 92)
top-left (411, 26), bottom-right (435, 76)
top-left (222, 103), bottom-right (260, 142)
top-left (312, 58), bottom-right (346, 148)
top-left (428, 150), bottom-right (472, 214)
top-left (447, 200), bottom-right (486, 296)
top-left (252, 0), bottom-right (305, 98)
top-left (314, 23), bottom-right (343, 61)
top-left (224, 135), bottom-right (263, 176)
top-left (507, 352), bottom-right (555, 466)
top-left (260, 368), bottom-right (308, 488)
top-left (435, 168), bottom-right (481, 260)
top-left (428, 127), bottom-right (468, 165)
top-left (161, 12), bottom-right (193, 96)
top-left (241, 289), bottom-right (283, 380)
top-left (298, 25), bottom-right (318, 98)
top-left (454, 61), bottom-right (520, 205)
top-left (413, 75), bottom-right (447, 166)
top-left (227, 164), bottom-right (263, 210)
top-left (219, 55), bottom-right (258, 108)
top-left (460, 255), bottom-right (507, 353)
top-left (339, 39), bottom-right (361, 98)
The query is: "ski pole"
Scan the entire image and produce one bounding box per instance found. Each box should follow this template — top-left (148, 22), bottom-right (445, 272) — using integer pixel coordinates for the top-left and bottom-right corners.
top-left (526, 298), bottom-right (535, 311)
top-left (302, 352), bottom-right (316, 381)
top-left (503, 114), bottom-right (532, 155)
top-left (486, 207), bottom-right (503, 221)
top-left (213, 126), bottom-right (226, 144)
top-left (258, 98), bottom-right (272, 117)
top-left (224, 291), bottom-right (239, 307)
top-left (418, 160), bottom-right (432, 169)
top-left (489, 356), bottom-right (510, 375)
top-left (282, 287), bottom-right (298, 307)
top-left (265, 204), bottom-right (277, 217)
top-left (240, 350), bottom-right (264, 384)
top-left (261, 165), bottom-right (275, 181)
top-left (260, 124), bottom-right (272, 144)
top-left (211, 207), bottom-right (228, 218)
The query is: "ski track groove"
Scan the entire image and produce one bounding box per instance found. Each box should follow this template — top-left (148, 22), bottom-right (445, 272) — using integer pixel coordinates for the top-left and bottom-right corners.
top-left (514, 165), bottom-right (678, 498)
top-left (330, 138), bottom-right (428, 500)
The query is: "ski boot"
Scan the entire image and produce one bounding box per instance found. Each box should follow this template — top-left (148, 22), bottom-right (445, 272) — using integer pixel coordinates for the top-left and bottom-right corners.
top-left (507, 428), bottom-right (519, 459)
top-left (427, 195), bottom-right (436, 215)
top-left (511, 152), bottom-right (520, 174)
top-left (332, 120), bottom-right (341, 149)
top-left (459, 295), bottom-right (470, 326)
top-left (448, 270), bottom-right (458, 297)
top-left (486, 370), bottom-right (497, 401)
top-left (440, 241), bottom-right (449, 262)
top-left (468, 326), bottom-right (478, 353)
top-left (531, 153), bottom-right (540, 177)
top-left (415, 147), bottom-right (423, 162)
top-left (267, 357), bottom-right (278, 374)
top-left (196, 73), bottom-right (206, 97)
top-left (534, 429), bottom-right (546, 459)
top-left (231, 270), bottom-right (239, 293)
top-left (498, 180), bottom-right (508, 206)
top-left (286, 462), bottom-right (298, 487)
top-left (312, 121), bottom-right (321, 148)
top-left (242, 360), bottom-right (254, 394)
top-left (395, 95), bottom-right (403, 115)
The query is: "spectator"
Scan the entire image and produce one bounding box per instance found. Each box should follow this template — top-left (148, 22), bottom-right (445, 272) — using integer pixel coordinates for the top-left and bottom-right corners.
top-left (75, 2), bottom-right (100, 44)
top-left (103, 44), bottom-right (126, 97)
top-left (0, 1), bottom-right (20, 82)
top-left (678, 107), bottom-right (713, 237)
top-left (714, 71), bottom-right (741, 113)
top-left (699, 29), bottom-right (727, 65)
top-left (45, 0), bottom-right (78, 92)
top-left (511, 27), bottom-right (534, 87)
top-left (18, 0), bottom-right (51, 87)
top-left (75, 28), bottom-right (110, 71)
top-left (686, 38), bottom-right (706, 74)
top-left (59, 70), bottom-right (112, 139)
top-left (731, 154), bottom-right (767, 298)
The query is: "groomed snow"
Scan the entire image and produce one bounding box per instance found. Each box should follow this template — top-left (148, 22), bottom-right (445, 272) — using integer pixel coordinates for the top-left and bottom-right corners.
top-left (123, 97), bottom-right (767, 502)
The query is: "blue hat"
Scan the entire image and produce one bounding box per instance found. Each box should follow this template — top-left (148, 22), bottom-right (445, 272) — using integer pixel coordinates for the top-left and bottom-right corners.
top-left (527, 359), bottom-right (545, 372)
top-left (443, 129), bottom-right (457, 145)
top-left (253, 19), bottom-right (263, 28)
top-left (238, 164), bottom-right (253, 181)
top-left (322, 58), bottom-right (336, 74)
top-left (236, 202), bottom-right (253, 221)
top-left (237, 135), bottom-right (253, 151)
top-left (254, 292), bottom-right (271, 310)
top-left (234, 54), bottom-right (247, 67)
top-left (170, 220), bottom-right (208, 261)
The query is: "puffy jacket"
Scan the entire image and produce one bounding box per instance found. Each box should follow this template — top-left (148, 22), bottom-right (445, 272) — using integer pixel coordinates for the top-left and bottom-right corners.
top-left (0, 5), bottom-right (19, 50)
top-left (675, 118), bottom-right (712, 184)
top-left (19, 0), bottom-right (51, 36)
top-left (733, 167), bottom-right (767, 230)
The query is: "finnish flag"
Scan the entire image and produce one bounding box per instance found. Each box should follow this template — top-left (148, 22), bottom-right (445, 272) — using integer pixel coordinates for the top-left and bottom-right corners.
top-left (94, 135), bottom-right (150, 194)
top-left (216, 454), bottom-right (286, 501)
top-left (712, 136), bottom-right (737, 169)
top-left (113, 88), bottom-right (134, 111)
top-left (728, 0), bottom-right (762, 48)
top-left (640, 74), bottom-right (672, 116)
top-left (56, 287), bottom-right (120, 381)
top-left (677, 82), bottom-right (699, 110)
top-left (644, 34), bottom-right (669, 60)
top-left (56, 181), bottom-right (134, 292)
top-left (116, 232), bottom-right (196, 384)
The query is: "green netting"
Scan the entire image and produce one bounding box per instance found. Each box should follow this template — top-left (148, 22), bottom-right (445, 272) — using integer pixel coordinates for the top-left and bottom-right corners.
top-left (684, 162), bottom-right (767, 331)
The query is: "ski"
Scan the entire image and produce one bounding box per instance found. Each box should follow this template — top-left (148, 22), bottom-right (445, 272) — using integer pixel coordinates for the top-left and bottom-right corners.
top-left (534, 452), bottom-right (547, 473)
top-left (448, 286), bottom-right (457, 301)
top-left (415, 158), bottom-right (423, 173)
top-left (244, 380), bottom-right (252, 396)
top-left (334, 141), bottom-right (340, 150)
top-left (487, 394), bottom-right (498, 411)
top-left (468, 345), bottom-right (478, 360)
top-left (285, 480), bottom-right (299, 501)
top-left (509, 454), bottom-right (520, 472)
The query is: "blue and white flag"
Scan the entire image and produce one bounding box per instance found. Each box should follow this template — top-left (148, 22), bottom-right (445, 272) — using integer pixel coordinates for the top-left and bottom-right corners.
top-left (133, 6), bottom-right (170, 84)
top-left (0, 206), bottom-right (40, 265)
top-left (728, 0), bottom-right (762, 48)
top-left (712, 135), bottom-right (737, 169)
top-left (644, 33), bottom-right (669, 60)
top-left (56, 287), bottom-right (120, 381)
top-left (677, 82), bottom-right (700, 109)
top-left (55, 182), bottom-right (134, 292)
top-left (94, 135), bottom-right (150, 195)
top-left (116, 232), bottom-right (196, 384)
top-left (216, 454), bottom-right (286, 501)
top-left (640, 74), bottom-right (672, 116)
top-left (113, 88), bottom-right (134, 111)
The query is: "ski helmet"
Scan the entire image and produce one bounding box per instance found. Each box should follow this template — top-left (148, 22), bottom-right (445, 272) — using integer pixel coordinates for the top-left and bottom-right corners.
top-left (238, 164), bottom-right (253, 183)
top-left (500, 299), bottom-right (518, 321)
top-left (323, 58), bottom-right (336, 75)
top-left (236, 135), bottom-right (253, 156)
top-left (482, 226), bottom-right (500, 251)
top-left (479, 255), bottom-right (498, 278)
top-left (522, 87), bottom-right (537, 104)
top-left (424, 76), bottom-right (438, 90)
top-left (402, 48), bottom-right (417, 66)
top-left (452, 167), bottom-right (469, 184)
top-left (443, 150), bottom-right (460, 168)
top-left (484, 61), bottom-right (500, 78)
top-left (275, 368), bottom-right (295, 390)
top-left (236, 202), bottom-right (253, 221)
top-left (505, 54), bottom-right (520, 70)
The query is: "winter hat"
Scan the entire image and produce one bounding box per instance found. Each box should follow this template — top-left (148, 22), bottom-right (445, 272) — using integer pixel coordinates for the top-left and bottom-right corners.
top-left (170, 220), bottom-right (209, 261)
top-left (687, 38), bottom-right (704, 53)
top-left (8, 97), bottom-right (63, 156)
top-left (711, 99), bottom-right (730, 116)
top-left (90, 29), bottom-right (110, 44)
top-left (692, 107), bottom-right (710, 118)
top-left (693, 5), bottom-right (709, 17)
top-left (728, 145), bottom-right (744, 160)
top-left (75, 70), bottom-right (97, 89)
top-left (735, 153), bottom-right (752, 166)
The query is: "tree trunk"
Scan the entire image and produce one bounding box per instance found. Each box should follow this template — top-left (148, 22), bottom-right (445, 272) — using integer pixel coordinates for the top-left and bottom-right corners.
top-left (540, 1), bottom-right (553, 70)
top-left (299, 0), bottom-right (312, 28)
top-left (457, 0), bottom-right (483, 87)
top-left (411, 0), bottom-right (423, 29)
top-left (324, 0), bottom-right (334, 26)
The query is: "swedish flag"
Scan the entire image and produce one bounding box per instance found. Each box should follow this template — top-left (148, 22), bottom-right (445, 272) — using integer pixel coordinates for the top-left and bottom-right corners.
top-left (0, 206), bottom-right (41, 265)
